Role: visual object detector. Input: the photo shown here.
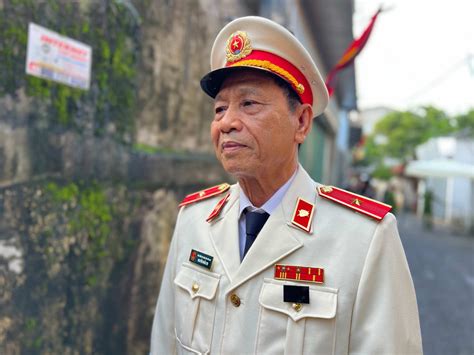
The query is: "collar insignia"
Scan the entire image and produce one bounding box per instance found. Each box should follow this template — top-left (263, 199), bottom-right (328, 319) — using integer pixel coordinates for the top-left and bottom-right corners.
top-left (291, 197), bottom-right (315, 233)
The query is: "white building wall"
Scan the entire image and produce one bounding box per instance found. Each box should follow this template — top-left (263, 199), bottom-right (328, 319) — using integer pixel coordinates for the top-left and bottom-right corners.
top-left (416, 137), bottom-right (474, 231)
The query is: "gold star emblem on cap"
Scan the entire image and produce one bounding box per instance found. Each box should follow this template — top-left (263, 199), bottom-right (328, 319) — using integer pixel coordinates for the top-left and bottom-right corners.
top-left (225, 31), bottom-right (252, 62)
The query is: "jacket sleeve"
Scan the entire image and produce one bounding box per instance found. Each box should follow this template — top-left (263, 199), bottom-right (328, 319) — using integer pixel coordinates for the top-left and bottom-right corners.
top-left (150, 211), bottom-right (182, 355)
top-left (349, 213), bottom-right (423, 354)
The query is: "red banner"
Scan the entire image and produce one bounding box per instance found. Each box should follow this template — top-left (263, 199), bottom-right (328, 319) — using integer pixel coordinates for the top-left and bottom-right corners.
top-left (326, 8), bottom-right (382, 96)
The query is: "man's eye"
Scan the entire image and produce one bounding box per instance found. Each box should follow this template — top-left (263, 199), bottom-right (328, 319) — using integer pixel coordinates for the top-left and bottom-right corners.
top-left (243, 100), bottom-right (255, 107)
top-left (215, 106), bottom-right (226, 114)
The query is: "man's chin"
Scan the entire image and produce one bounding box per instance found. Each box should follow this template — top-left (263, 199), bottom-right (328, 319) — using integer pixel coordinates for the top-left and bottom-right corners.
top-left (220, 161), bottom-right (251, 178)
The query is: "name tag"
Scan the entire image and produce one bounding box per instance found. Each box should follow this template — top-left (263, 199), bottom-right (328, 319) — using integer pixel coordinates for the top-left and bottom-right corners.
top-left (189, 249), bottom-right (213, 270)
top-left (283, 285), bottom-right (310, 304)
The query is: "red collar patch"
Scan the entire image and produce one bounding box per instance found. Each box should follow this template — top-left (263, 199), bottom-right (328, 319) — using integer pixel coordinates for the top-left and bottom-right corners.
top-left (291, 197), bottom-right (315, 233)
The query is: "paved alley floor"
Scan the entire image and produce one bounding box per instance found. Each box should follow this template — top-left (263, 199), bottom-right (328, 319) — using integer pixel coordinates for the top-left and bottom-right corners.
top-left (397, 213), bottom-right (474, 355)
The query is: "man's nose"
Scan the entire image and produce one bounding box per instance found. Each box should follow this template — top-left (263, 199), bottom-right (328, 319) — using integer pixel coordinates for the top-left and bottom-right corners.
top-left (219, 105), bottom-right (242, 133)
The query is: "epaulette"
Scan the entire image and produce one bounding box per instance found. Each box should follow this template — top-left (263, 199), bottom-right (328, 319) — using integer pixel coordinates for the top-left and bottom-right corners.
top-left (178, 183), bottom-right (231, 207)
top-left (318, 185), bottom-right (392, 221)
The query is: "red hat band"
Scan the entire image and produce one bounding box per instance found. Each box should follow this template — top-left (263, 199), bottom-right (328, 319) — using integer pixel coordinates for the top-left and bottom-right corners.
top-left (225, 50), bottom-right (313, 107)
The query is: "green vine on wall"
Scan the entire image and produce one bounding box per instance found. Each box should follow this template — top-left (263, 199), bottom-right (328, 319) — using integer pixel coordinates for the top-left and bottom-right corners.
top-left (45, 181), bottom-right (113, 282)
top-left (10, 180), bottom-right (129, 353)
top-left (0, 0), bottom-right (140, 142)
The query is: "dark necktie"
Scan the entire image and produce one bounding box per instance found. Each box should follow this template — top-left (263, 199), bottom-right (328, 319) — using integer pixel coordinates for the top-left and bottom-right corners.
top-left (243, 210), bottom-right (270, 258)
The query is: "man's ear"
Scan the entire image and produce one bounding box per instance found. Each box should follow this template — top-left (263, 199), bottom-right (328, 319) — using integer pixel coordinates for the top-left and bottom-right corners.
top-left (294, 104), bottom-right (313, 144)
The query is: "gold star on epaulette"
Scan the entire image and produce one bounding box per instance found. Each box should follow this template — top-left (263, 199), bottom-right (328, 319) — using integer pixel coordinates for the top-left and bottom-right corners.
top-left (318, 185), bottom-right (391, 221)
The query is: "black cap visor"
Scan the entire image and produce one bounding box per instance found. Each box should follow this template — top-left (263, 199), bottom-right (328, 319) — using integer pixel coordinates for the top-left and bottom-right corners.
top-left (200, 66), bottom-right (286, 99)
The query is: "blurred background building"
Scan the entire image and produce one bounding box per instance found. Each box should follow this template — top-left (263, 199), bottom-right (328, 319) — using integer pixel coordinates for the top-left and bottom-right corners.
top-left (406, 135), bottom-right (474, 233)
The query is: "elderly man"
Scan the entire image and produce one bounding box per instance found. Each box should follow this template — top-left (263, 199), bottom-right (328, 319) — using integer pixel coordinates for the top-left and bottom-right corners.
top-left (151, 16), bottom-right (422, 355)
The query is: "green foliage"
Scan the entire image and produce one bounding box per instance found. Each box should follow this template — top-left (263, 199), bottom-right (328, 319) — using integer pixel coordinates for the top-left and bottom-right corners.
top-left (361, 136), bottom-right (382, 165)
top-left (9, 180), bottom-right (143, 354)
top-left (363, 106), bottom-right (462, 164)
top-left (423, 189), bottom-right (434, 229)
top-left (0, 0), bottom-right (140, 141)
top-left (454, 109), bottom-right (474, 136)
top-left (383, 189), bottom-right (397, 213)
top-left (25, 318), bottom-right (37, 331)
top-left (372, 164), bottom-right (392, 181)
top-left (46, 182), bottom-right (79, 202)
top-left (132, 143), bottom-right (184, 155)
top-left (45, 182), bottom-right (112, 264)
top-left (424, 189), bottom-right (433, 216)
top-left (133, 143), bottom-right (160, 154)
top-left (377, 107), bottom-right (453, 158)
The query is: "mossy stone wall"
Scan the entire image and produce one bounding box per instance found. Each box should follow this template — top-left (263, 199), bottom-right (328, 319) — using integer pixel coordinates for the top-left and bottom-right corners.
top-left (0, 0), bottom-right (255, 353)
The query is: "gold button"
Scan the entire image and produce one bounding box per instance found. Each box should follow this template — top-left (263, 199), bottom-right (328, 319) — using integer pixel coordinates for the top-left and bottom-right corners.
top-left (230, 293), bottom-right (241, 307)
top-left (191, 283), bottom-right (200, 293)
top-left (292, 303), bottom-right (302, 312)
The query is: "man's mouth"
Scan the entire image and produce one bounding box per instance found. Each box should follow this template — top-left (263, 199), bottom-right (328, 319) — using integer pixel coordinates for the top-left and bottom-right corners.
top-left (221, 141), bottom-right (247, 152)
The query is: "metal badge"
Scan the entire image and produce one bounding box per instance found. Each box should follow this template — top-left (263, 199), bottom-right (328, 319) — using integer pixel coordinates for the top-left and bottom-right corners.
top-left (189, 249), bottom-right (213, 270)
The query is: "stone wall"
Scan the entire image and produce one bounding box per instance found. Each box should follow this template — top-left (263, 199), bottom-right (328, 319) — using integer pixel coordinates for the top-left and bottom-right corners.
top-left (135, 0), bottom-right (254, 151)
top-left (0, 182), bottom-right (179, 354)
top-left (0, 0), bottom-right (257, 353)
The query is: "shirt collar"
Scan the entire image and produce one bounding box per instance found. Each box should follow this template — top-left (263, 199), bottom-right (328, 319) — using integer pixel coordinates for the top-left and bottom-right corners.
top-left (238, 167), bottom-right (298, 216)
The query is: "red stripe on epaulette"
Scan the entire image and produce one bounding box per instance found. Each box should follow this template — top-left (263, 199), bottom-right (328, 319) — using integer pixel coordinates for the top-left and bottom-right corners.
top-left (318, 185), bottom-right (392, 221)
top-left (179, 183), bottom-right (230, 207)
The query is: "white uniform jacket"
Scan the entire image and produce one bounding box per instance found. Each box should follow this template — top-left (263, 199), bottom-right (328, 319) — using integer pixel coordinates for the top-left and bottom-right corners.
top-left (151, 167), bottom-right (423, 355)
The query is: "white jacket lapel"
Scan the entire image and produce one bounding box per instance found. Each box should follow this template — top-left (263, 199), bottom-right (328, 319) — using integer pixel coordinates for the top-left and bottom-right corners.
top-left (208, 185), bottom-right (241, 282)
top-left (228, 166), bottom-right (317, 292)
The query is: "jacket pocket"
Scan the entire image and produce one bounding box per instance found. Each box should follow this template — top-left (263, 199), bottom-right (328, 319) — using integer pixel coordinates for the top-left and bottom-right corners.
top-left (255, 278), bottom-right (338, 355)
top-left (174, 263), bottom-right (220, 354)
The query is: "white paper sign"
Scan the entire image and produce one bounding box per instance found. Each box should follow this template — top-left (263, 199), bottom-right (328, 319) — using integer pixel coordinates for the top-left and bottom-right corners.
top-left (25, 23), bottom-right (92, 90)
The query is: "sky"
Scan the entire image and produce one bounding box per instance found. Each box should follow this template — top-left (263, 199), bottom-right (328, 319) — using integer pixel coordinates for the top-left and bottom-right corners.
top-left (354, 0), bottom-right (474, 115)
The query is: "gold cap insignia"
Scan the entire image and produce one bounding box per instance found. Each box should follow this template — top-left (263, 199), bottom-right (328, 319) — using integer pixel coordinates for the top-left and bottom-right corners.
top-left (226, 31), bottom-right (252, 63)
